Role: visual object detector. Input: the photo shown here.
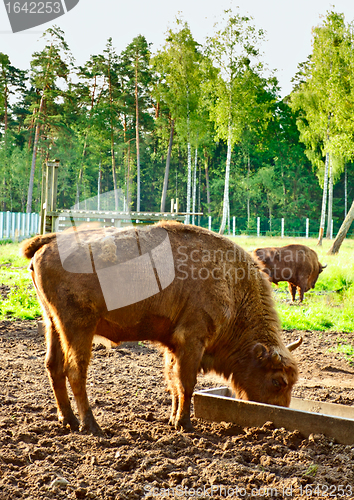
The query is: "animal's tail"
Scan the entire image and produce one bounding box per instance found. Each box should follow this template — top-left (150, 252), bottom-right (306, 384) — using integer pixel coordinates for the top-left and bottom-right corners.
top-left (20, 233), bottom-right (57, 259)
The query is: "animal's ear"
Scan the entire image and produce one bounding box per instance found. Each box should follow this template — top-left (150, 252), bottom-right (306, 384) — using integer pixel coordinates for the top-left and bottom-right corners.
top-left (253, 343), bottom-right (267, 361)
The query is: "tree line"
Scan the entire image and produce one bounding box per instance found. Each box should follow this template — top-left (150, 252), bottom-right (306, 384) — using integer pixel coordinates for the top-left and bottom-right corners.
top-left (0, 10), bottom-right (353, 237)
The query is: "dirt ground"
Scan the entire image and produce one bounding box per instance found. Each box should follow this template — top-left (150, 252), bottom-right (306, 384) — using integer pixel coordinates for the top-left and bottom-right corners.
top-left (1, 320), bottom-right (354, 500)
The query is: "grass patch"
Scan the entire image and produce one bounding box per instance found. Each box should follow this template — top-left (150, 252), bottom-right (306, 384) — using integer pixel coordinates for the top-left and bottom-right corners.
top-left (329, 338), bottom-right (354, 365)
top-left (0, 242), bottom-right (41, 320)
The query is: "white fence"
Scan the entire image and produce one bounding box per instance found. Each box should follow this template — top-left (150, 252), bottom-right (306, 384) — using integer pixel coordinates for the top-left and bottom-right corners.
top-left (0, 212), bottom-right (40, 241)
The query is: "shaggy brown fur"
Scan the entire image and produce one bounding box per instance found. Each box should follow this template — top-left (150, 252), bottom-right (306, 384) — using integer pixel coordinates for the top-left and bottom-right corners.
top-left (252, 244), bottom-right (325, 302)
top-left (21, 222), bottom-right (299, 434)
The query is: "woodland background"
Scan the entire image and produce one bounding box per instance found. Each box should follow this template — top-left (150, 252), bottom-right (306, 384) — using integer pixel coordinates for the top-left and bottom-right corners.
top-left (0, 10), bottom-right (354, 236)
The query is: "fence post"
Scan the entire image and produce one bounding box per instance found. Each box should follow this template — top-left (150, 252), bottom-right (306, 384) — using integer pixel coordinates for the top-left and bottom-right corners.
top-left (42, 160), bottom-right (60, 234)
top-left (11, 212), bottom-right (16, 240)
top-left (31, 213), bottom-right (36, 235)
top-left (25, 213), bottom-right (30, 237)
top-left (18, 213), bottom-right (23, 239)
top-left (257, 217), bottom-right (260, 237)
top-left (281, 218), bottom-right (284, 238)
top-left (6, 211), bottom-right (10, 238)
top-left (0, 213), bottom-right (3, 240)
top-left (233, 216), bottom-right (235, 237)
top-left (306, 218), bottom-right (309, 238)
top-left (208, 216), bottom-right (211, 231)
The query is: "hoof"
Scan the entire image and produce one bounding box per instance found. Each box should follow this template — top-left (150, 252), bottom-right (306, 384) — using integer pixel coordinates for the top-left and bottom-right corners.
top-left (168, 416), bottom-right (176, 427)
top-left (174, 416), bottom-right (195, 433)
top-left (80, 421), bottom-right (104, 436)
top-left (58, 413), bottom-right (80, 431)
top-left (80, 410), bottom-right (104, 436)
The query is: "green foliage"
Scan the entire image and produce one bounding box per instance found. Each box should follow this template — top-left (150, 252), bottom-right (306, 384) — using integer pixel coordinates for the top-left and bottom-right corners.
top-left (0, 243), bottom-right (41, 320)
top-left (0, 281), bottom-right (41, 320)
top-left (290, 11), bottom-right (354, 183)
top-left (0, 10), bottom-right (352, 224)
top-left (330, 339), bottom-right (354, 363)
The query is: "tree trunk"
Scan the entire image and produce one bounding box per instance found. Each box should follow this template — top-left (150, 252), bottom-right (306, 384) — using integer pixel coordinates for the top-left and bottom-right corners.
top-left (4, 84), bottom-right (8, 132)
top-left (135, 55), bottom-right (141, 212)
top-left (97, 161), bottom-right (101, 210)
top-left (186, 141), bottom-right (192, 224)
top-left (344, 164), bottom-right (348, 217)
top-left (326, 160), bottom-right (333, 238)
top-left (198, 159), bottom-right (201, 226)
top-left (126, 140), bottom-right (131, 210)
top-left (76, 132), bottom-right (89, 205)
top-left (317, 151), bottom-right (329, 245)
top-left (26, 94), bottom-right (45, 213)
top-left (111, 130), bottom-right (118, 210)
top-left (26, 43), bottom-right (54, 214)
top-left (192, 147), bottom-right (198, 225)
top-left (327, 199), bottom-right (354, 255)
top-left (185, 87), bottom-right (191, 225)
top-left (160, 119), bottom-right (174, 212)
top-left (204, 149), bottom-right (211, 215)
top-left (246, 153), bottom-right (251, 225)
top-left (219, 124), bottom-right (232, 235)
top-left (76, 76), bottom-right (97, 206)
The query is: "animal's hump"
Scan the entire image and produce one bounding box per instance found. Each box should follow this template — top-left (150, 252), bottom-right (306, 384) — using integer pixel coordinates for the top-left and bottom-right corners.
top-left (20, 233), bottom-right (57, 259)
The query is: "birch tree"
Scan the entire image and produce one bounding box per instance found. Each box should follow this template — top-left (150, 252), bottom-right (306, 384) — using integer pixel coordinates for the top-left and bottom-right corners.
top-left (205, 10), bottom-right (268, 234)
top-left (152, 20), bottom-right (202, 222)
top-left (290, 11), bottom-right (354, 245)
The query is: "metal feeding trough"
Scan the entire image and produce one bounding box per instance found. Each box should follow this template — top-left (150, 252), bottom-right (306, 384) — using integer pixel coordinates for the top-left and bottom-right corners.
top-left (193, 387), bottom-right (354, 445)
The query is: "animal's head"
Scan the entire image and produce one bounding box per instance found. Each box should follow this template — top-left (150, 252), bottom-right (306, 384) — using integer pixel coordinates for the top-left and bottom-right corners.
top-left (308, 262), bottom-right (327, 290)
top-left (233, 337), bottom-right (302, 407)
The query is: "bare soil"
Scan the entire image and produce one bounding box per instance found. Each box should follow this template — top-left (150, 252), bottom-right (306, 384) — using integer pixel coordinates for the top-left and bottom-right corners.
top-left (1, 320), bottom-right (354, 500)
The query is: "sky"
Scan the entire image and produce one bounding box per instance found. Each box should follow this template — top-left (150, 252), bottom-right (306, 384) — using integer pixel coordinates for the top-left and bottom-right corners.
top-left (1, 0), bottom-right (354, 97)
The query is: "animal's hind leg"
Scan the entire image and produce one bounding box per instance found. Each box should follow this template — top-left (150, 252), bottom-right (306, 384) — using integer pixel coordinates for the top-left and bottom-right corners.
top-left (44, 318), bottom-right (79, 431)
top-left (56, 316), bottom-right (102, 435)
top-left (164, 349), bottom-right (178, 426)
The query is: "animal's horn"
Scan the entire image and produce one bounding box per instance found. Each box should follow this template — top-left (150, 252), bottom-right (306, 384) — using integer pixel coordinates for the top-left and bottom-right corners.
top-left (321, 264), bottom-right (327, 269)
top-left (286, 337), bottom-right (303, 352)
top-left (271, 351), bottom-right (282, 365)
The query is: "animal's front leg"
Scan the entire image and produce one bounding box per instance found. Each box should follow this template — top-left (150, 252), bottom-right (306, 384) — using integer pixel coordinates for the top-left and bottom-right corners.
top-left (164, 350), bottom-right (179, 426)
top-left (173, 338), bottom-right (204, 432)
top-left (297, 286), bottom-right (304, 302)
top-left (288, 283), bottom-right (297, 302)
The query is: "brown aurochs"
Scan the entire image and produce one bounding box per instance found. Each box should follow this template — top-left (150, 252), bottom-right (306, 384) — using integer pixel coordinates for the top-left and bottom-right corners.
top-left (252, 244), bottom-right (326, 302)
top-left (21, 222), bottom-right (301, 435)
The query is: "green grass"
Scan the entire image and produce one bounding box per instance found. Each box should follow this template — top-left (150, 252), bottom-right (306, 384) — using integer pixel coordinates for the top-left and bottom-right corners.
top-left (329, 338), bottom-right (354, 365)
top-left (0, 242), bottom-right (41, 320)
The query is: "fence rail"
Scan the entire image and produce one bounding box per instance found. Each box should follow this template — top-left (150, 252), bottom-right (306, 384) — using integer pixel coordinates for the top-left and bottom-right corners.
top-left (1, 211), bottom-right (350, 241)
top-left (199, 216), bottom-right (347, 238)
top-left (0, 212), bottom-right (40, 241)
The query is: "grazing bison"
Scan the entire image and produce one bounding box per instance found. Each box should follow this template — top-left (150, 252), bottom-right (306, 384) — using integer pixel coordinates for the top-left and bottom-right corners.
top-left (21, 222), bottom-right (300, 435)
top-left (252, 244), bottom-right (326, 302)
